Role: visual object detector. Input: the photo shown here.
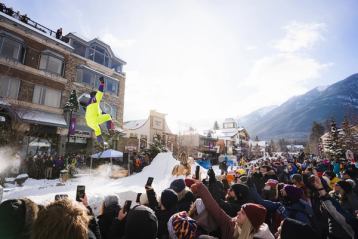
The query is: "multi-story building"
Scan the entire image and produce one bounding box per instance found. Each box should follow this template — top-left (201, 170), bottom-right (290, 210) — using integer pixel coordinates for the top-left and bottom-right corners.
top-left (0, 7), bottom-right (126, 156)
top-left (120, 110), bottom-right (176, 153)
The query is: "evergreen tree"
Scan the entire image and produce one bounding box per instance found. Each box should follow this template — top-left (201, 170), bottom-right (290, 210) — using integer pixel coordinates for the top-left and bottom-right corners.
top-left (148, 134), bottom-right (167, 159)
top-left (278, 138), bottom-right (287, 152)
top-left (64, 90), bottom-right (79, 112)
top-left (269, 139), bottom-right (277, 153)
top-left (341, 116), bottom-right (358, 154)
top-left (326, 120), bottom-right (345, 161)
top-left (308, 121), bottom-right (325, 155)
top-left (213, 121), bottom-right (220, 130)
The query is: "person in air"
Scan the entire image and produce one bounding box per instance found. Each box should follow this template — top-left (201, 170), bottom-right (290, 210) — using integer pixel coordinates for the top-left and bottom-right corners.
top-left (86, 76), bottom-right (115, 147)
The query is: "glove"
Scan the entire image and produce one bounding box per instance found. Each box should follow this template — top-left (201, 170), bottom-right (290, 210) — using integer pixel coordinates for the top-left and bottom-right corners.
top-left (99, 76), bottom-right (105, 84)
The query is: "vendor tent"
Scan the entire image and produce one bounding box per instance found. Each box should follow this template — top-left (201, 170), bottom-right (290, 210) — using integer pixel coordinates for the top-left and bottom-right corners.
top-left (90, 149), bottom-right (123, 175)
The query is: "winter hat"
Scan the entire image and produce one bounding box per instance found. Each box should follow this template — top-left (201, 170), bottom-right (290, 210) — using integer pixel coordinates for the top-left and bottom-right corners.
top-left (103, 195), bottom-right (119, 208)
top-left (160, 189), bottom-right (178, 210)
top-left (168, 211), bottom-right (197, 239)
top-left (125, 205), bottom-right (158, 239)
top-left (185, 178), bottom-right (196, 188)
top-left (241, 203), bottom-right (267, 231)
top-left (170, 179), bottom-right (186, 193)
top-left (280, 218), bottom-right (318, 239)
top-left (230, 183), bottom-right (249, 200)
top-left (265, 179), bottom-right (279, 188)
top-left (0, 198), bottom-right (39, 239)
top-left (194, 198), bottom-right (205, 215)
top-left (336, 180), bottom-right (353, 193)
top-left (284, 185), bottom-right (303, 201)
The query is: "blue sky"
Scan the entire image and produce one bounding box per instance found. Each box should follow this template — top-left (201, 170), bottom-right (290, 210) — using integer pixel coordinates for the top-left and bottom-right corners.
top-left (4, 0), bottom-right (358, 132)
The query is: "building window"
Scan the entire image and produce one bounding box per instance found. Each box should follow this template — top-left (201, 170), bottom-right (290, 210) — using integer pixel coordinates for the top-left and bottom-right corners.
top-left (111, 61), bottom-right (123, 73)
top-left (88, 44), bottom-right (110, 67)
top-left (33, 85), bottom-right (62, 108)
top-left (72, 40), bottom-right (86, 57)
top-left (0, 32), bottom-right (24, 61)
top-left (39, 51), bottom-right (64, 76)
top-left (0, 76), bottom-right (20, 99)
top-left (100, 102), bottom-right (117, 119)
top-left (76, 67), bottom-right (119, 95)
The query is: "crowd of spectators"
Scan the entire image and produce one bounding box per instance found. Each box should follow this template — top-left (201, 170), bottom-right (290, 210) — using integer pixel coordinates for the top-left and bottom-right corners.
top-left (1, 152), bottom-right (358, 239)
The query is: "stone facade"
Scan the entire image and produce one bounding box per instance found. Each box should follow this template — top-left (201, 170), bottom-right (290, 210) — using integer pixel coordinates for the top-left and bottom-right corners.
top-left (0, 12), bottom-right (126, 156)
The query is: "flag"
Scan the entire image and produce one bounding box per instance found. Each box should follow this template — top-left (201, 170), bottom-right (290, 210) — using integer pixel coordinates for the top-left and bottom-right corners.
top-left (69, 117), bottom-right (76, 135)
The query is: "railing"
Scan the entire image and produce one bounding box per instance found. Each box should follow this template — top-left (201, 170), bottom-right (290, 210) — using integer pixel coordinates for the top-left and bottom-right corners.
top-left (0, 4), bottom-right (69, 43)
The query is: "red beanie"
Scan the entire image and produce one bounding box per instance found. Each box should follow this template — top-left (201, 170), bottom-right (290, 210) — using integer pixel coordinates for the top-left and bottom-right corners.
top-left (242, 203), bottom-right (267, 230)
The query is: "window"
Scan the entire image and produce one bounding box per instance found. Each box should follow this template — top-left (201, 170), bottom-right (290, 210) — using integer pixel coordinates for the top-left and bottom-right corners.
top-left (33, 85), bottom-right (62, 108)
top-left (111, 61), bottom-right (123, 73)
top-left (0, 76), bottom-right (20, 99)
top-left (0, 32), bottom-right (24, 61)
top-left (76, 67), bottom-right (119, 95)
top-left (39, 51), bottom-right (64, 76)
top-left (72, 40), bottom-right (86, 57)
top-left (87, 44), bottom-right (110, 67)
top-left (100, 102), bottom-right (117, 119)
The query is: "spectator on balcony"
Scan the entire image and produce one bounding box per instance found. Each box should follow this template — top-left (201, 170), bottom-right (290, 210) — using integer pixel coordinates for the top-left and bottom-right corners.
top-left (0, 3), bottom-right (5, 12)
top-left (20, 14), bottom-right (28, 23)
top-left (6, 7), bottom-right (14, 16)
top-left (56, 28), bottom-right (62, 39)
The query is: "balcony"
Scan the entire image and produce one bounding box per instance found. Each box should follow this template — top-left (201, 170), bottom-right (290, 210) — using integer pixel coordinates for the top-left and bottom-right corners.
top-left (0, 56), bottom-right (67, 84)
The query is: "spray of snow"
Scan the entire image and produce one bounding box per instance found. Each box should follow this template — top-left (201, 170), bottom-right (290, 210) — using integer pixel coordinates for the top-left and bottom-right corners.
top-left (0, 146), bottom-right (21, 173)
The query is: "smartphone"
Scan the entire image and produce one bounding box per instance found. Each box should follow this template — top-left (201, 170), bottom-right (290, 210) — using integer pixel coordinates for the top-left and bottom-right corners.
top-left (195, 165), bottom-right (200, 179)
top-left (76, 185), bottom-right (86, 202)
top-left (55, 194), bottom-right (68, 201)
top-left (136, 193), bottom-right (142, 203)
top-left (145, 177), bottom-right (154, 187)
top-left (123, 200), bottom-right (132, 213)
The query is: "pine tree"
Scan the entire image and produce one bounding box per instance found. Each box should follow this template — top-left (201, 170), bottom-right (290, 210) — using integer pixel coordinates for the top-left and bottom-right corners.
top-left (308, 121), bottom-right (325, 155)
top-left (213, 121), bottom-right (220, 130)
top-left (148, 134), bottom-right (167, 159)
top-left (64, 90), bottom-right (79, 112)
top-left (326, 120), bottom-right (345, 161)
top-left (341, 117), bottom-right (354, 152)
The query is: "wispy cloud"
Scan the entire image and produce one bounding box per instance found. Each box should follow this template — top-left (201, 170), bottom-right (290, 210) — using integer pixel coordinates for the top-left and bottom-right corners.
top-left (238, 22), bottom-right (331, 116)
top-left (274, 22), bottom-right (326, 53)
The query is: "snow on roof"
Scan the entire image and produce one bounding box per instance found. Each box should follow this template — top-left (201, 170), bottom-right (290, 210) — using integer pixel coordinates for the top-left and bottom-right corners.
top-left (249, 140), bottom-right (267, 147)
top-left (213, 128), bottom-right (239, 138)
top-left (0, 12), bottom-right (73, 50)
top-left (124, 119), bottom-right (147, 130)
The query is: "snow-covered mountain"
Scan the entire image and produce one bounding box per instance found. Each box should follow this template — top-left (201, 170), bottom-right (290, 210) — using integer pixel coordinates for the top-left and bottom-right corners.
top-left (239, 105), bottom-right (277, 129)
top-left (241, 73), bottom-right (358, 140)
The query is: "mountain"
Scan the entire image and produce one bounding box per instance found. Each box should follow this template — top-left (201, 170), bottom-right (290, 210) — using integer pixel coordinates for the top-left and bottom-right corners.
top-left (240, 73), bottom-right (358, 140)
top-left (239, 105), bottom-right (277, 128)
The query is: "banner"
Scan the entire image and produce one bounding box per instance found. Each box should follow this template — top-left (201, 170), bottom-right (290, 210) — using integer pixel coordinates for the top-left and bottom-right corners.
top-left (69, 117), bottom-right (76, 135)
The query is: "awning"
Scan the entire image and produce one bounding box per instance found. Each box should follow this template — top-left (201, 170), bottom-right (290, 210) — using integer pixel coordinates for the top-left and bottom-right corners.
top-left (15, 109), bottom-right (67, 128)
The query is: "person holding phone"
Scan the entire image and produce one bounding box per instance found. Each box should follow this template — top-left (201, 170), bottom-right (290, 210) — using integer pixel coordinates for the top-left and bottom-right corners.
top-left (97, 195), bottom-right (120, 239)
top-left (169, 178), bottom-right (195, 212)
top-left (144, 184), bottom-right (178, 239)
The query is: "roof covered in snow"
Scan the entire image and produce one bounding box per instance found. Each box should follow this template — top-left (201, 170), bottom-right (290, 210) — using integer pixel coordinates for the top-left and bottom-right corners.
top-left (124, 119), bottom-right (147, 130)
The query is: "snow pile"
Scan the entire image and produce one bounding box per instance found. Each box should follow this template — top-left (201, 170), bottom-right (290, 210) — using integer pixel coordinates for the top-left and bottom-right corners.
top-left (2, 152), bottom-right (182, 216)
